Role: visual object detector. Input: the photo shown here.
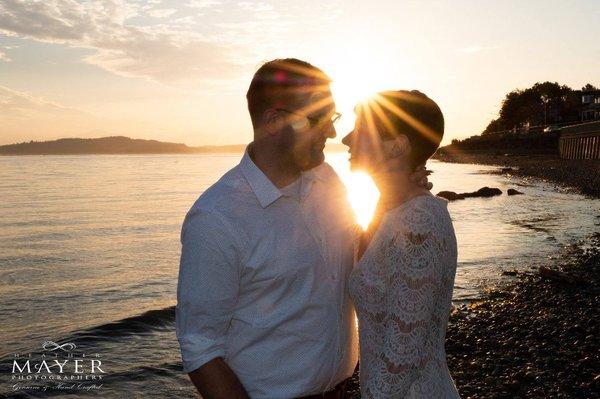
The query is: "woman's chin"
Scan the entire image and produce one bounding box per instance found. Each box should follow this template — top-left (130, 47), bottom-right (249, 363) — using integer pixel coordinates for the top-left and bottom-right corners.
top-left (349, 159), bottom-right (365, 172)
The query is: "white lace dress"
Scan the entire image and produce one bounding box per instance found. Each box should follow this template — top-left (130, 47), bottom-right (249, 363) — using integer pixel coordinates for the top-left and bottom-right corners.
top-left (349, 195), bottom-right (461, 398)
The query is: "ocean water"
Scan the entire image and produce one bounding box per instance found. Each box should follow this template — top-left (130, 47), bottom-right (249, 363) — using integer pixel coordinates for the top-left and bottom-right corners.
top-left (0, 153), bottom-right (598, 398)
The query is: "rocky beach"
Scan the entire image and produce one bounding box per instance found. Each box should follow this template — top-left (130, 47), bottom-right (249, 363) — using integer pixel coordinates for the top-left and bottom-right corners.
top-left (445, 233), bottom-right (600, 398)
top-left (434, 152), bottom-right (600, 198)
top-left (437, 153), bottom-right (600, 398)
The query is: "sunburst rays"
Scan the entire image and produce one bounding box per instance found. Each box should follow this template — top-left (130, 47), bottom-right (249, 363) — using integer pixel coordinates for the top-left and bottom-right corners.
top-left (372, 92), bottom-right (440, 144)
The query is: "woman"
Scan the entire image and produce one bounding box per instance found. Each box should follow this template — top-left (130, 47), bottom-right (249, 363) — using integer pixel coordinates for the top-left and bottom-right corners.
top-left (343, 90), bottom-right (460, 398)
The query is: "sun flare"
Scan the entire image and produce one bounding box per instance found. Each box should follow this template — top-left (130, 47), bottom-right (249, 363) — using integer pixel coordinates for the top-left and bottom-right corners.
top-left (344, 171), bottom-right (380, 230)
top-left (322, 44), bottom-right (414, 230)
top-left (327, 154), bottom-right (380, 230)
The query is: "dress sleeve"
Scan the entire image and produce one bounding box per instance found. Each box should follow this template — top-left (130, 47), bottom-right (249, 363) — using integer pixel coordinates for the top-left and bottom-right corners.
top-left (176, 208), bottom-right (241, 373)
top-left (374, 204), bottom-right (443, 398)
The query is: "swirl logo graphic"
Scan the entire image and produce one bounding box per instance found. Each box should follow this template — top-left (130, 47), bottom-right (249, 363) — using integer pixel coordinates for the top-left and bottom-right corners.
top-left (41, 340), bottom-right (77, 352)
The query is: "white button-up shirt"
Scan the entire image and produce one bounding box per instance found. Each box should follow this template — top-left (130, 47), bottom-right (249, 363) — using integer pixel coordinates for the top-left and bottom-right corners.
top-left (176, 149), bottom-right (359, 398)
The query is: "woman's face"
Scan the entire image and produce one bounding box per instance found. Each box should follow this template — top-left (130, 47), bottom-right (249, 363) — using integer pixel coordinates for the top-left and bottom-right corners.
top-left (342, 115), bottom-right (387, 172)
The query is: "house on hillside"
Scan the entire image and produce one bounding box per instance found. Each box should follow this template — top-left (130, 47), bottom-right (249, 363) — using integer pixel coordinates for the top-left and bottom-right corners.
top-left (581, 90), bottom-right (600, 122)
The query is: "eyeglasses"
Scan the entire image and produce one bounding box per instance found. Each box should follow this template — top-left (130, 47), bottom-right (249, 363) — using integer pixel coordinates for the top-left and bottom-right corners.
top-left (275, 108), bottom-right (342, 129)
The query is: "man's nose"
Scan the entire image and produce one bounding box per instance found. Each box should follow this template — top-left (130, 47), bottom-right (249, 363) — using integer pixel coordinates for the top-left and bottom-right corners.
top-left (324, 125), bottom-right (336, 139)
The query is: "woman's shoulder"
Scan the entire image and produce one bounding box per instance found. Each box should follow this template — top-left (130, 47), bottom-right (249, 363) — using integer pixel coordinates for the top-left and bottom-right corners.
top-left (374, 195), bottom-right (450, 240)
top-left (386, 194), bottom-right (448, 221)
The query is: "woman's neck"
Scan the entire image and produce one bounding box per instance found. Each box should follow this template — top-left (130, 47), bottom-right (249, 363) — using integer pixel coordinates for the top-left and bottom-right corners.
top-left (362, 168), bottom-right (427, 241)
top-left (372, 168), bottom-right (428, 212)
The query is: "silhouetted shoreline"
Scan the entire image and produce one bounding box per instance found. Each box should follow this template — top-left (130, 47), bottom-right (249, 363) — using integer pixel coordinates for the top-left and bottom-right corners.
top-left (0, 136), bottom-right (247, 155)
top-left (433, 151), bottom-right (600, 198)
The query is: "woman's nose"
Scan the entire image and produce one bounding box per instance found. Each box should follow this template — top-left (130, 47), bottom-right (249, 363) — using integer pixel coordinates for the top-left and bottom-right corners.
top-left (342, 131), bottom-right (353, 146)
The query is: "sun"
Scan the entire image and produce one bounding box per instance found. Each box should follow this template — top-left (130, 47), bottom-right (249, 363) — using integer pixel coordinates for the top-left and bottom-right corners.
top-left (331, 71), bottom-right (382, 111)
top-left (325, 45), bottom-right (397, 135)
top-left (329, 66), bottom-right (389, 134)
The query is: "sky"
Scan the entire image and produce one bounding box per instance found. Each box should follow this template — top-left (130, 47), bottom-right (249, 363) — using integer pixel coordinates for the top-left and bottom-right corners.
top-left (0, 0), bottom-right (599, 146)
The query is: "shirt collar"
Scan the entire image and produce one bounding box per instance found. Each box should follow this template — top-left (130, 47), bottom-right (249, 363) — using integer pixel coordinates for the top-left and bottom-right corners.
top-left (239, 145), bottom-right (321, 208)
top-left (240, 148), bottom-right (283, 208)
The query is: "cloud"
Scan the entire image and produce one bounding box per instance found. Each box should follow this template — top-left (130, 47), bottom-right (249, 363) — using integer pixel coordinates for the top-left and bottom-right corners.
top-left (237, 1), bottom-right (278, 19)
top-left (0, 0), bottom-right (341, 87)
top-left (0, 84), bottom-right (99, 144)
top-left (457, 45), bottom-right (500, 54)
top-left (0, 0), bottom-right (241, 84)
top-left (0, 85), bottom-right (88, 116)
top-left (187, 0), bottom-right (221, 9)
top-left (0, 50), bottom-right (10, 61)
top-left (147, 8), bottom-right (177, 18)
top-left (238, 1), bottom-right (273, 12)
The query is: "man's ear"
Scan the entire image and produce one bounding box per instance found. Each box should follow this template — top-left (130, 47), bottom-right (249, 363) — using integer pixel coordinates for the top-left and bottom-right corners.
top-left (383, 135), bottom-right (410, 159)
top-left (261, 109), bottom-right (284, 135)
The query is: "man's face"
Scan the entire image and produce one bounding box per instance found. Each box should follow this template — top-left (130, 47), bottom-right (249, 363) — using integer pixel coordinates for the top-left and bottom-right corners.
top-left (284, 89), bottom-right (337, 171)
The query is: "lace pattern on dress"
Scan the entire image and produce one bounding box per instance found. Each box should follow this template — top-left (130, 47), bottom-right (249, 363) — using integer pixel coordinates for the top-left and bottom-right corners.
top-left (349, 196), bottom-right (460, 399)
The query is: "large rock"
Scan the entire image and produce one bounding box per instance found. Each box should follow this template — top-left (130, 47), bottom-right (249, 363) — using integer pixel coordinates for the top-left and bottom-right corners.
top-left (507, 188), bottom-right (524, 196)
top-left (437, 187), bottom-right (503, 201)
top-left (464, 187), bottom-right (503, 198)
top-left (437, 191), bottom-right (465, 201)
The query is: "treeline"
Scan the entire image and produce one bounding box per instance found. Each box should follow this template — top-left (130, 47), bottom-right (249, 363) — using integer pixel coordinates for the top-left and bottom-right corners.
top-left (482, 82), bottom-right (598, 134)
top-left (438, 131), bottom-right (560, 157)
top-left (435, 81), bottom-right (598, 157)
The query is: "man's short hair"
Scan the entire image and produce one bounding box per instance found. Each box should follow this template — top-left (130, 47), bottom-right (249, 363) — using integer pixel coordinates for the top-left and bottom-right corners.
top-left (362, 90), bottom-right (444, 169)
top-left (246, 58), bottom-right (331, 128)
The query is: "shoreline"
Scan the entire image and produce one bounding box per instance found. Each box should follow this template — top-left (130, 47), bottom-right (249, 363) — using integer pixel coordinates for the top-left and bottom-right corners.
top-left (433, 152), bottom-right (600, 198)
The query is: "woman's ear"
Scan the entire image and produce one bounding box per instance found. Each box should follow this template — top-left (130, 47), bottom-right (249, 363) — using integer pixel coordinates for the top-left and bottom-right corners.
top-left (383, 135), bottom-right (410, 159)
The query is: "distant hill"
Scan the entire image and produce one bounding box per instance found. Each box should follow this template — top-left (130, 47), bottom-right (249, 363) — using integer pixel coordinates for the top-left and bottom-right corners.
top-left (0, 136), bottom-right (349, 155)
top-left (0, 136), bottom-right (247, 155)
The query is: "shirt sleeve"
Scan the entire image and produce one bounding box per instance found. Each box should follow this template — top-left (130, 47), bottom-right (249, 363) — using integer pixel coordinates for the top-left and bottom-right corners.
top-left (376, 206), bottom-right (442, 398)
top-left (176, 207), bottom-right (241, 374)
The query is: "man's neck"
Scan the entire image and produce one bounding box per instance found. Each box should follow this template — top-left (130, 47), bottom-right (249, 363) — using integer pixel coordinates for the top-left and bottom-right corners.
top-left (248, 142), bottom-right (301, 188)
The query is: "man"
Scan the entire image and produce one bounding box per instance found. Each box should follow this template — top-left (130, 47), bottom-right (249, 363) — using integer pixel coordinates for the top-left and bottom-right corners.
top-left (177, 58), bottom-right (357, 399)
top-left (176, 58), bottom-right (427, 398)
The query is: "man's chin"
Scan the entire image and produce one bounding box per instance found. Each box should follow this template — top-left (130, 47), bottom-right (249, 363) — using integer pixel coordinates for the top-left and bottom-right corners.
top-left (293, 147), bottom-right (326, 170)
top-left (304, 151), bottom-right (325, 170)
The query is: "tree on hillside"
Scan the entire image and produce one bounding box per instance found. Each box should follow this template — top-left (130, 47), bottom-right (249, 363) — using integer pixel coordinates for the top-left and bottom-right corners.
top-left (482, 81), bottom-right (594, 135)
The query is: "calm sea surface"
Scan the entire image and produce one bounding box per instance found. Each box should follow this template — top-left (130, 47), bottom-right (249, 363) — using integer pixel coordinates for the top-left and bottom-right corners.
top-left (0, 153), bottom-right (598, 397)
